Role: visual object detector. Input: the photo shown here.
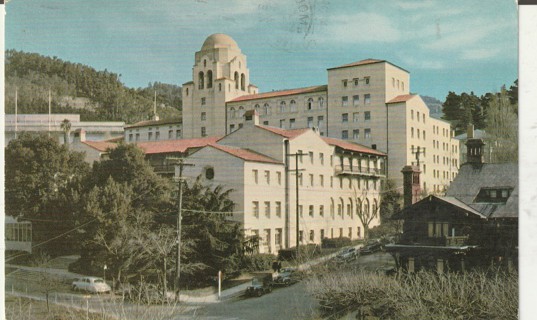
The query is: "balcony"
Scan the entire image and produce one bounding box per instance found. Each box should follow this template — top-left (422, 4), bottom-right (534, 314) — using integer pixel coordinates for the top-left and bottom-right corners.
top-left (446, 236), bottom-right (470, 247)
top-left (334, 164), bottom-right (385, 177)
top-left (152, 164), bottom-right (176, 175)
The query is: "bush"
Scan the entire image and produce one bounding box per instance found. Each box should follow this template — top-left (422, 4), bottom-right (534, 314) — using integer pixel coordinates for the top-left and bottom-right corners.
top-left (321, 237), bottom-right (352, 249)
top-left (278, 244), bottom-right (321, 261)
top-left (307, 269), bottom-right (518, 319)
top-left (241, 253), bottom-right (277, 272)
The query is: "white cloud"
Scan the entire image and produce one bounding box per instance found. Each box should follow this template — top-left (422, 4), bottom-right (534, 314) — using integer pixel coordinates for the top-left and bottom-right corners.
top-left (320, 13), bottom-right (401, 43)
top-left (460, 48), bottom-right (502, 60)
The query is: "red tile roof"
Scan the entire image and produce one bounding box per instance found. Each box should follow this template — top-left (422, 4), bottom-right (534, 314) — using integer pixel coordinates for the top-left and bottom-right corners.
top-left (256, 125), bottom-right (311, 140)
top-left (386, 94), bottom-right (416, 104)
top-left (229, 85), bottom-right (327, 103)
top-left (136, 136), bottom-right (220, 154)
top-left (82, 140), bottom-right (119, 152)
top-left (322, 137), bottom-right (386, 156)
top-left (208, 144), bottom-right (282, 164)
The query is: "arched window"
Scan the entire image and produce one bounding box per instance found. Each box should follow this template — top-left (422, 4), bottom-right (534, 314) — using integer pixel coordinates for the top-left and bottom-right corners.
top-left (238, 106), bottom-right (245, 118)
top-left (330, 198), bottom-right (335, 219)
top-left (364, 199), bottom-right (370, 216)
top-left (207, 70), bottom-right (213, 89)
top-left (229, 107), bottom-right (236, 119)
top-left (290, 100), bottom-right (297, 112)
top-left (318, 97), bottom-right (325, 109)
top-left (263, 103), bottom-right (270, 115)
top-left (348, 198), bottom-right (354, 218)
top-left (307, 98), bottom-right (314, 110)
top-left (338, 198), bottom-right (344, 217)
top-left (241, 73), bottom-right (246, 91)
top-left (234, 72), bottom-right (239, 89)
top-left (186, 88), bottom-right (189, 96)
top-left (280, 101), bottom-right (286, 113)
top-left (254, 104), bottom-right (261, 113)
top-left (356, 198), bottom-right (362, 216)
top-left (203, 59), bottom-right (207, 67)
top-left (198, 71), bottom-right (204, 89)
top-left (219, 83), bottom-right (222, 91)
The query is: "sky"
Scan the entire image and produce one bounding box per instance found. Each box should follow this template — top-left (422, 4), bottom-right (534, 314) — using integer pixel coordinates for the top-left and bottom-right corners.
top-left (5, 0), bottom-right (518, 100)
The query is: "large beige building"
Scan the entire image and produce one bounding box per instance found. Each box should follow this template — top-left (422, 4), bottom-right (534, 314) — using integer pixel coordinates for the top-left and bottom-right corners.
top-left (182, 112), bottom-right (386, 253)
top-left (181, 34), bottom-right (458, 193)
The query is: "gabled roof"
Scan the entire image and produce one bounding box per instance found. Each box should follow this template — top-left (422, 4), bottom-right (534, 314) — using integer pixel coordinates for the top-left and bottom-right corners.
top-left (322, 137), bottom-right (386, 156)
top-left (136, 136), bottom-right (220, 155)
top-left (392, 195), bottom-right (487, 220)
top-left (125, 118), bottom-right (182, 129)
top-left (386, 94), bottom-right (416, 104)
top-left (82, 140), bottom-right (119, 152)
top-left (255, 125), bottom-right (311, 140)
top-left (327, 58), bottom-right (409, 73)
top-left (229, 85), bottom-right (327, 103)
top-left (446, 163), bottom-right (518, 218)
top-left (208, 144), bottom-right (282, 164)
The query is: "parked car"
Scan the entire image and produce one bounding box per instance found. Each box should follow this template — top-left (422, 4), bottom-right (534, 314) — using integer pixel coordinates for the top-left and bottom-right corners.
top-left (273, 268), bottom-right (299, 286)
top-left (360, 239), bottom-right (384, 255)
top-left (336, 247), bottom-right (359, 262)
top-left (245, 272), bottom-right (273, 297)
top-left (72, 276), bottom-right (111, 294)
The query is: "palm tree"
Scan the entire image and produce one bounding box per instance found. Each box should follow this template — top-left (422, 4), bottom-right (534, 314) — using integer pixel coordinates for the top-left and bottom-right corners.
top-left (60, 119), bottom-right (71, 146)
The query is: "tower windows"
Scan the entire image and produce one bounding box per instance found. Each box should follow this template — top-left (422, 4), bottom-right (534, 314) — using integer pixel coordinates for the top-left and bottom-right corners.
top-left (241, 73), bottom-right (245, 91)
top-left (234, 72), bottom-right (239, 89)
top-left (207, 70), bottom-right (213, 88)
top-left (198, 71), bottom-right (204, 89)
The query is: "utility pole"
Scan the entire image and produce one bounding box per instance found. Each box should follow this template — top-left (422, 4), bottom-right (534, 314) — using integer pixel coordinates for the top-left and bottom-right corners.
top-left (286, 151), bottom-right (305, 255)
top-left (166, 157), bottom-right (194, 301)
top-left (412, 146), bottom-right (425, 167)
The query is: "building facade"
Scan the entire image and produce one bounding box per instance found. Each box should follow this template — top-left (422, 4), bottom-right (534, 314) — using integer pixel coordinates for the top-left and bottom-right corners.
top-left (124, 118), bottom-right (183, 143)
top-left (181, 112), bottom-right (386, 253)
top-left (180, 34), bottom-right (459, 193)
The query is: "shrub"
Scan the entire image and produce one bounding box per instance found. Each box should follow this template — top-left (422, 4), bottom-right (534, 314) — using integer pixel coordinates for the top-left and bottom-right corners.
top-left (278, 244), bottom-right (321, 261)
top-left (241, 253), bottom-right (276, 272)
top-left (321, 237), bottom-right (352, 249)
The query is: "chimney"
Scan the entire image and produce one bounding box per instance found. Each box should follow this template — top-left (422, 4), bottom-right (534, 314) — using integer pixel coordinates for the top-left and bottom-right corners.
top-left (73, 128), bottom-right (86, 142)
top-left (466, 138), bottom-right (485, 165)
top-left (244, 109), bottom-right (259, 126)
top-left (467, 123), bottom-right (474, 139)
top-left (401, 165), bottom-right (421, 207)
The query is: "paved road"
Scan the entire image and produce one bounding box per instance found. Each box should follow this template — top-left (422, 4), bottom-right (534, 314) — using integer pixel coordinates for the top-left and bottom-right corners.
top-left (179, 282), bottom-right (320, 320)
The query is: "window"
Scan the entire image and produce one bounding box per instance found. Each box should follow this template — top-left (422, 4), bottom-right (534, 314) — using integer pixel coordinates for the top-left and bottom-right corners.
top-left (298, 205), bottom-right (303, 217)
top-left (277, 171), bottom-right (282, 185)
top-left (241, 73), bottom-right (245, 91)
top-left (280, 101), bottom-right (286, 113)
top-left (253, 170), bottom-right (258, 184)
top-left (148, 132), bottom-right (153, 140)
top-left (317, 116), bottom-right (324, 128)
top-left (279, 119), bottom-right (285, 128)
top-left (365, 77), bottom-right (370, 85)
top-left (201, 112), bottom-right (206, 121)
top-left (264, 201), bottom-right (271, 218)
top-left (353, 112), bottom-right (360, 123)
top-left (135, 133), bottom-right (140, 141)
top-left (392, 77), bottom-right (395, 87)
top-left (342, 79), bottom-right (348, 87)
top-left (307, 98), bottom-right (314, 110)
top-left (309, 151), bottom-right (314, 164)
top-left (309, 230), bottom-right (315, 242)
top-left (207, 70), bottom-right (213, 88)
top-left (253, 201), bottom-right (259, 218)
top-left (229, 124), bottom-right (235, 132)
top-left (411, 110), bottom-right (414, 120)
top-left (423, 113), bottom-right (426, 123)
top-left (155, 131), bottom-right (160, 140)
top-left (219, 83), bottom-right (222, 91)
top-left (411, 127), bottom-right (414, 138)
top-left (276, 202), bottom-right (282, 217)
top-left (201, 97), bottom-right (206, 105)
top-left (234, 72), bottom-right (239, 89)
top-left (307, 117), bottom-right (314, 128)
top-left (364, 111), bottom-right (371, 121)
top-left (129, 134), bottom-right (133, 142)
top-left (290, 100), bottom-right (297, 111)
top-left (168, 130), bottom-right (173, 139)
top-left (341, 96), bottom-right (348, 107)
top-left (198, 71), bottom-right (204, 89)
top-left (364, 128), bottom-right (371, 139)
top-left (290, 118), bottom-right (295, 128)
top-left (319, 205), bottom-right (324, 217)
top-left (320, 175), bottom-right (324, 187)
top-left (354, 78), bottom-right (359, 86)
top-left (264, 170), bottom-right (270, 184)
top-left (417, 129), bottom-right (420, 139)
top-left (309, 205), bottom-right (314, 217)
top-left (318, 97), bottom-right (325, 109)
top-left (364, 94), bottom-right (371, 104)
top-left (353, 129), bottom-right (360, 139)
top-left (342, 113), bottom-right (349, 123)
top-left (342, 130), bottom-right (348, 140)
top-left (353, 95), bottom-right (360, 106)
top-left (348, 227), bottom-right (352, 238)
top-left (299, 230), bottom-right (304, 243)
top-left (201, 127), bottom-right (206, 137)
top-left (309, 173), bottom-right (314, 186)
top-left (402, 82), bottom-right (405, 91)
top-left (397, 79), bottom-right (400, 89)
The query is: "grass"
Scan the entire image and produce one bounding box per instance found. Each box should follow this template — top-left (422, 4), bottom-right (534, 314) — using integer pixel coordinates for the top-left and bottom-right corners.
top-left (306, 268), bottom-right (518, 320)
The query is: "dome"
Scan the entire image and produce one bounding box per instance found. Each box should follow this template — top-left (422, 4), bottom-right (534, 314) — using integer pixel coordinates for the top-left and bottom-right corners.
top-left (201, 33), bottom-right (239, 51)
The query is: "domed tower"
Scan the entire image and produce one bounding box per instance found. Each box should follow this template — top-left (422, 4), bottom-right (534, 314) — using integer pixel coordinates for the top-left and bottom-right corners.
top-left (182, 34), bottom-right (258, 138)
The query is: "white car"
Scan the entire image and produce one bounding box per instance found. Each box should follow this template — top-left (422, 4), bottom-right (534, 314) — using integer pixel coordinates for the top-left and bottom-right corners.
top-left (72, 277), bottom-right (111, 293)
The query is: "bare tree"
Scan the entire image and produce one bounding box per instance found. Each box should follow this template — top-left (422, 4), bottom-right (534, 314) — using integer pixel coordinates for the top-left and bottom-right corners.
top-left (353, 186), bottom-right (381, 240)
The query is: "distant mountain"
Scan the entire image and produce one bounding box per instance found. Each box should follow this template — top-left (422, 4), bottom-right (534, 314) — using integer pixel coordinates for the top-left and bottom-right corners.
top-left (4, 50), bottom-right (181, 123)
top-left (421, 95), bottom-right (444, 119)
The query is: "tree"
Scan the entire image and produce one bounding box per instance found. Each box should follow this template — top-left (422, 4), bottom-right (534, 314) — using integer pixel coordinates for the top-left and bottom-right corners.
top-left (442, 91), bottom-right (483, 134)
top-left (484, 86), bottom-right (518, 163)
top-left (5, 133), bottom-right (90, 255)
top-left (353, 187), bottom-right (380, 240)
top-left (60, 118), bottom-right (71, 145)
top-left (370, 179), bottom-right (403, 239)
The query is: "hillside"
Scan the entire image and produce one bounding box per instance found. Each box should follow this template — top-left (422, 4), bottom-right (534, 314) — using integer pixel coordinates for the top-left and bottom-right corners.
top-left (421, 95), bottom-right (444, 119)
top-left (4, 50), bottom-right (182, 123)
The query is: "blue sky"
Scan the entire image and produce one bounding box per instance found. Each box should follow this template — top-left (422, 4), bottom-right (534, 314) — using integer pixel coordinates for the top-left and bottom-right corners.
top-left (6, 0), bottom-right (518, 100)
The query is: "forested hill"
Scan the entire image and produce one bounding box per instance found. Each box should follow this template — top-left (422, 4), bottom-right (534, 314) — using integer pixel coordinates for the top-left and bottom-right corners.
top-left (4, 50), bottom-right (182, 123)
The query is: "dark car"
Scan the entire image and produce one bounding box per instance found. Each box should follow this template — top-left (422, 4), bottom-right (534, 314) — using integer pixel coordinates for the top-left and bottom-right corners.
top-left (273, 268), bottom-right (299, 286)
top-left (335, 247), bottom-right (358, 262)
top-left (245, 273), bottom-right (273, 297)
top-left (360, 239), bottom-right (384, 255)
